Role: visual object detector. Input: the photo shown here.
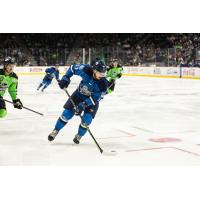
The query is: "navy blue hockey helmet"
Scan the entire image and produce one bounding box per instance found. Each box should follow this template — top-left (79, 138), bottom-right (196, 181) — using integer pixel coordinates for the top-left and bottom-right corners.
top-left (93, 60), bottom-right (107, 73)
top-left (91, 57), bottom-right (101, 66)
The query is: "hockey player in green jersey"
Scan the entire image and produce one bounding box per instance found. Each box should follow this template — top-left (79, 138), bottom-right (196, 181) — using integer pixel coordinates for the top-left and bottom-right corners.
top-left (0, 57), bottom-right (23, 118)
top-left (106, 59), bottom-right (123, 94)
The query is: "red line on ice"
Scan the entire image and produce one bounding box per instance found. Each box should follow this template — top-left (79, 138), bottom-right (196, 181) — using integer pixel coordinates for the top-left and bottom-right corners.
top-left (173, 147), bottom-right (200, 157)
top-left (97, 135), bottom-right (135, 140)
top-left (126, 147), bottom-right (200, 157)
top-left (115, 129), bottom-right (136, 136)
top-left (149, 137), bottom-right (182, 143)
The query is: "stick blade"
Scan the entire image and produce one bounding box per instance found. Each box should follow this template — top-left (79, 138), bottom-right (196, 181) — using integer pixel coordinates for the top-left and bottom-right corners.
top-left (102, 150), bottom-right (118, 156)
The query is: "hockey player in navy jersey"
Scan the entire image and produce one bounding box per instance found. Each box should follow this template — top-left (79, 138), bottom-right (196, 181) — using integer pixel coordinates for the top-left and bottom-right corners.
top-left (48, 60), bottom-right (108, 144)
top-left (37, 65), bottom-right (59, 92)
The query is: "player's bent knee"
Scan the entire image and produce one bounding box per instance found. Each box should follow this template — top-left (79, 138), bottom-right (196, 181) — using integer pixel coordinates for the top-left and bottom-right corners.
top-left (61, 109), bottom-right (74, 121)
top-left (59, 115), bottom-right (68, 123)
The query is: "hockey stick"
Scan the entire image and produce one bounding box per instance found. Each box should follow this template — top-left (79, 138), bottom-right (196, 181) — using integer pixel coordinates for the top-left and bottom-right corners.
top-left (108, 80), bottom-right (115, 89)
top-left (3, 99), bottom-right (44, 116)
top-left (63, 88), bottom-right (117, 156)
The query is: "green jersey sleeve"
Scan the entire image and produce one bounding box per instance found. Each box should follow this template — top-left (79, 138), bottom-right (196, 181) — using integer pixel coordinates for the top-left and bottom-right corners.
top-left (106, 65), bottom-right (123, 81)
top-left (0, 70), bottom-right (18, 100)
top-left (8, 80), bottom-right (18, 100)
top-left (8, 73), bottom-right (18, 100)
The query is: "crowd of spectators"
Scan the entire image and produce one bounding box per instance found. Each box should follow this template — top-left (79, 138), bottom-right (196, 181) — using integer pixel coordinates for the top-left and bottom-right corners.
top-left (0, 33), bottom-right (200, 66)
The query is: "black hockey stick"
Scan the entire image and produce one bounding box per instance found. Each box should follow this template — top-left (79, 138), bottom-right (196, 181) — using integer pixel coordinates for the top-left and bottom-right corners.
top-left (3, 99), bottom-right (44, 116)
top-left (63, 88), bottom-right (117, 156)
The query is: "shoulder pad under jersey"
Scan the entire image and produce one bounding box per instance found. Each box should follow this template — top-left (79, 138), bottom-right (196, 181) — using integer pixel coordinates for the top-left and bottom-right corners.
top-left (83, 65), bottom-right (93, 76)
top-left (10, 72), bottom-right (18, 79)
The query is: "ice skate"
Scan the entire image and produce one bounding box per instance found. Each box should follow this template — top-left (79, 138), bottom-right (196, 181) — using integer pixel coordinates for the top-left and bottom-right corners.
top-left (73, 133), bottom-right (82, 144)
top-left (48, 129), bottom-right (59, 141)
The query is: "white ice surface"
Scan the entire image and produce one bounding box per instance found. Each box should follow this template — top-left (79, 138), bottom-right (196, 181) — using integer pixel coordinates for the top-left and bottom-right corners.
top-left (1, 75), bottom-right (200, 165)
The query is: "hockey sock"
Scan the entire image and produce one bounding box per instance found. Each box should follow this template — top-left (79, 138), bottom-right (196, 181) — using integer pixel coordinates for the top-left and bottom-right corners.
top-left (42, 85), bottom-right (48, 91)
top-left (55, 109), bottom-right (74, 131)
top-left (77, 113), bottom-right (93, 136)
top-left (37, 83), bottom-right (43, 90)
top-left (78, 125), bottom-right (87, 136)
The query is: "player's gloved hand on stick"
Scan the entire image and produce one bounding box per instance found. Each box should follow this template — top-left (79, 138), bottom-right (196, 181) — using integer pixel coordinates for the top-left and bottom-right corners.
top-left (58, 76), bottom-right (70, 89)
top-left (13, 99), bottom-right (23, 109)
top-left (0, 96), bottom-right (5, 105)
top-left (117, 74), bottom-right (122, 78)
top-left (75, 102), bottom-right (86, 116)
top-left (75, 107), bottom-right (83, 116)
top-left (46, 72), bottom-right (52, 78)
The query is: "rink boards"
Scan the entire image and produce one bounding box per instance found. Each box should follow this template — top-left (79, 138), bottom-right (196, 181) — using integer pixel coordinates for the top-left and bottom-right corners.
top-left (7, 66), bottom-right (200, 79)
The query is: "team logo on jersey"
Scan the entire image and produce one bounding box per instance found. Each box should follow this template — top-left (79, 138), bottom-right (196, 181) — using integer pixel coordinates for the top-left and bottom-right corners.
top-left (79, 85), bottom-right (91, 96)
top-left (0, 82), bottom-right (8, 92)
top-left (112, 72), bottom-right (117, 76)
top-left (12, 79), bottom-right (18, 83)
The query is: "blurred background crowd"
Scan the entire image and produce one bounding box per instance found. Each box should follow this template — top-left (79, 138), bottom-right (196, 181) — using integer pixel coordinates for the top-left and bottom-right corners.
top-left (1, 33), bottom-right (200, 67)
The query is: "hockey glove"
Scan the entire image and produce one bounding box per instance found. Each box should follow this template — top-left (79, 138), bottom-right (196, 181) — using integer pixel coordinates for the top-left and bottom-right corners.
top-left (117, 74), bottom-right (122, 78)
top-left (13, 99), bottom-right (23, 109)
top-left (0, 96), bottom-right (5, 108)
top-left (58, 76), bottom-right (71, 89)
top-left (106, 88), bottom-right (113, 94)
